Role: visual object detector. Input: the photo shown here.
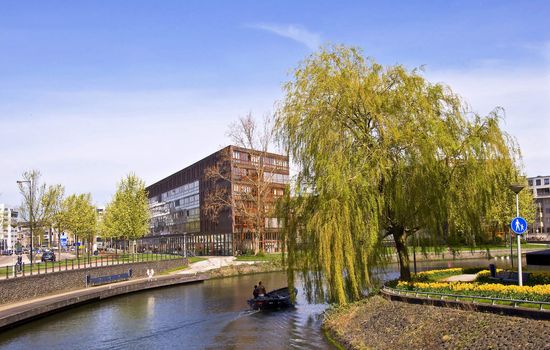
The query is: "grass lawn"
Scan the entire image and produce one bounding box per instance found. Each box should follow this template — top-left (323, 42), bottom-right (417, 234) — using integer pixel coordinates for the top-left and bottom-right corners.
top-left (188, 256), bottom-right (207, 264)
top-left (235, 253), bottom-right (282, 263)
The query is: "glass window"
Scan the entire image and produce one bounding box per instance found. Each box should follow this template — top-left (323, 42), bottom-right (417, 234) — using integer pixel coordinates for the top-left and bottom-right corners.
top-left (545, 178), bottom-right (550, 185)
top-left (536, 179), bottom-right (541, 186)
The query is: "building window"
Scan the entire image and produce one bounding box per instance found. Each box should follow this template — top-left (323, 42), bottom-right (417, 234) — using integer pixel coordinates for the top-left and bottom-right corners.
top-left (545, 178), bottom-right (550, 185)
top-left (536, 179), bottom-right (541, 186)
top-left (528, 180), bottom-right (533, 186)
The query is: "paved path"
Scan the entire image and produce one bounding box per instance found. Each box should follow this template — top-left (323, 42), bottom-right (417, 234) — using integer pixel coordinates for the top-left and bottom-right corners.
top-left (176, 256), bottom-right (256, 275)
top-left (0, 255), bottom-right (30, 268)
top-left (443, 274), bottom-right (478, 282)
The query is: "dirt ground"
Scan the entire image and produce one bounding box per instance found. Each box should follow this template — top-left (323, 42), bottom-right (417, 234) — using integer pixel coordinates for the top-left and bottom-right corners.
top-left (323, 296), bottom-right (550, 350)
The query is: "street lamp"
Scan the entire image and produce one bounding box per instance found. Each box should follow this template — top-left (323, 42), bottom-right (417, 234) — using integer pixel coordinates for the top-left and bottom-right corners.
top-left (16, 179), bottom-right (33, 268)
top-left (509, 183), bottom-right (525, 286)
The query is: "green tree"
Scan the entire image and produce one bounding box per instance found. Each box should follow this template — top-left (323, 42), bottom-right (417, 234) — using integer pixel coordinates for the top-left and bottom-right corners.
top-left (42, 184), bottom-right (65, 249)
top-left (485, 181), bottom-right (536, 242)
top-left (102, 173), bottom-right (149, 253)
top-left (63, 193), bottom-right (97, 259)
top-left (275, 46), bottom-right (522, 303)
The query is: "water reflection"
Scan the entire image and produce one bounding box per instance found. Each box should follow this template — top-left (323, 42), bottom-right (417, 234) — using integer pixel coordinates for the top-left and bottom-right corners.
top-left (0, 273), bottom-right (332, 350)
top-left (1, 257), bottom-right (547, 350)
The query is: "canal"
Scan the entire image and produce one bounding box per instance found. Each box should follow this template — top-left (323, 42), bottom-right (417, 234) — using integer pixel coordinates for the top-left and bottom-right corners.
top-left (0, 257), bottom-right (539, 349)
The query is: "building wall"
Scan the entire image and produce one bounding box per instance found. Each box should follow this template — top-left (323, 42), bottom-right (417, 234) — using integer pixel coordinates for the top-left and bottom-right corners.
top-left (144, 145), bottom-right (290, 255)
top-left (0, 204), bottom-right (19, 250)
top-left (527, 176), bottom-right (550, 238)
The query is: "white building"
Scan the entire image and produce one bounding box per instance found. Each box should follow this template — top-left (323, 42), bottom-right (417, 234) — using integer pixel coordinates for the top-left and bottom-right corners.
top-left (527, 176), bottom-right (550, 239)
top-left (0, 204), bottom-right (19, 250)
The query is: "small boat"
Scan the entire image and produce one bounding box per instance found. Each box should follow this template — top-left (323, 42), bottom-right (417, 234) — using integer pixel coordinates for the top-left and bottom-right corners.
top-left (247, 287), bottom-right (297, 310)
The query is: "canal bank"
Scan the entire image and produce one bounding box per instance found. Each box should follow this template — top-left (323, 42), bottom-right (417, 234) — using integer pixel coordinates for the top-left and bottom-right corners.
top-left (0, 257), bottom-right (283, 333)
top-left (0, 271), bottom-right (331, 350)
top-left (323, 295), bottom-right (550, 350)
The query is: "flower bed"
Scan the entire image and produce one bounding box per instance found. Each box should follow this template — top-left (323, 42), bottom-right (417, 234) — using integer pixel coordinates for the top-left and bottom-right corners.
top-left (394, 268), bottom-right (550, 303)
top-left (396, 280), bottom-right (550, 302)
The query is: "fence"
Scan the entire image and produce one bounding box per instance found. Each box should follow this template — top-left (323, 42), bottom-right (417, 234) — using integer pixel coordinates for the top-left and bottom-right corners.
top-left (382, 285), bottom-right (550, 311)
top-left (2, 252), bottom-right (181, 280)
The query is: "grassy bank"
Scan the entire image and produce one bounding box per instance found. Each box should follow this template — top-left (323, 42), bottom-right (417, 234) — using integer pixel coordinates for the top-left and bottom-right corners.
top-left (208, 260), bottom-right (284, 279)
top-left (323, 296), bottom-right (550, 350)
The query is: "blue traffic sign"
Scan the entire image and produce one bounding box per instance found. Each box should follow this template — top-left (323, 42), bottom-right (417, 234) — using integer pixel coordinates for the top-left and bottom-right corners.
top-left (511, 217), bottom-right (527, 235)
top-left (60, 235), bottom-right (68, 248)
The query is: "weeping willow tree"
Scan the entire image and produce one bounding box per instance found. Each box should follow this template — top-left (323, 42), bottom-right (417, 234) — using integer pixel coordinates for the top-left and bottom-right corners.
top-left (275, 45), bottom-right (523, 304)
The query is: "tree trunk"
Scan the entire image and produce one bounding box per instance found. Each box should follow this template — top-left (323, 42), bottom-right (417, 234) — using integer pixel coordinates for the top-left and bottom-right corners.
top-left (392, 227), bottom-right (411, 281)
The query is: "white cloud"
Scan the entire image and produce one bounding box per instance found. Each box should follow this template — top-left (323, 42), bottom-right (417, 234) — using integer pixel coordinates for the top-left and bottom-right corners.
top-left (425, 63), bottom-right (550, 177)
top-left (249, 23), bottom-right (321, 50)
top-left (0, 87), bottom-right (281, 206)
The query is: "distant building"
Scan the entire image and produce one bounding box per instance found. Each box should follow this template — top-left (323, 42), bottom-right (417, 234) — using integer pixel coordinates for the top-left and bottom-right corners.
top-left (143, 145), bottom-right (289, 256)
top-left (0, 204), bottom-right (20, 250)
top-left (527, 175), bottom-right (550, 239)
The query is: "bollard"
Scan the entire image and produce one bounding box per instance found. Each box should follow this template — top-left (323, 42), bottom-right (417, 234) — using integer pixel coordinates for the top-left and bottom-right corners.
top-left (489, 264), bottom-right (496, 278)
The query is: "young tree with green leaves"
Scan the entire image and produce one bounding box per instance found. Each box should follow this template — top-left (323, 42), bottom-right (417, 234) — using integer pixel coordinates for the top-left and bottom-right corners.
top-left (275, 45), bottom-right (523, 303)
top-left (63, 193), bottom-right (97, 259)
top-left (102, 173), bottom-right (149, 253)
top-left (42, 184), bottom-right (65, 249)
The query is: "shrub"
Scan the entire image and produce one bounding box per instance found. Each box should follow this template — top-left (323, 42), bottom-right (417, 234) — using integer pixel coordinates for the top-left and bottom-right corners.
top-left (528, 272), bottom-right (550, 285)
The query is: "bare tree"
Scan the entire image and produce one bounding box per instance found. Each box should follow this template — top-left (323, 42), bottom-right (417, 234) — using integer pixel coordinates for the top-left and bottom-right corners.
top-left (17, 170), bottom-right (58, 264)
top-left (204, 114), bottom-right (288, 255)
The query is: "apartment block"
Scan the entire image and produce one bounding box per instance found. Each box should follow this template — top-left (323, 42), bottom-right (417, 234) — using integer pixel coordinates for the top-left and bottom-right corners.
top-left (143, 145), bottom-right (289, 256)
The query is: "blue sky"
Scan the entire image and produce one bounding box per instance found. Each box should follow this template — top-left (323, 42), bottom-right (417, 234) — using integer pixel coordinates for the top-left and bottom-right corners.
top-left (1, 0), bottom-right (549, 206)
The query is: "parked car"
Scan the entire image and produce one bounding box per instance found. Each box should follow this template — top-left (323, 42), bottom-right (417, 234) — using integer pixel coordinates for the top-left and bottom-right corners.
top-left (41, 251), bottom-right (56, 262)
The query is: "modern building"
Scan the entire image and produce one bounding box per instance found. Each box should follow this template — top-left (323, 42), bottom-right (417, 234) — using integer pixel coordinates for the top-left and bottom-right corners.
top-left (0, 204), bottom-right (20, 250)
top-left (142, 145), bottom-right (289, 256)
top-left (527, 175), bottom-right (550, 239)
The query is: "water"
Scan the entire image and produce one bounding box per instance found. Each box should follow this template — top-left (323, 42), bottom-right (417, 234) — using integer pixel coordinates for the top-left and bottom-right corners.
top-left (0, 272), bottom-right (331, 350)
top-left (1, 257), bottom-right (547, 349)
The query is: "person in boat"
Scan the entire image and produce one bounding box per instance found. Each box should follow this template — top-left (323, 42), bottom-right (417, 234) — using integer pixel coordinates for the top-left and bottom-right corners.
top-left (253, 285), bottom-right (259, 299)
top-left (258, 281), bottom-right (266, 296)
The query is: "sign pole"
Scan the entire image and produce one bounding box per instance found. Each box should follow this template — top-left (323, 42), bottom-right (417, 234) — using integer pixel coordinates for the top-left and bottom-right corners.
top-left (516, 193), bottom-right (523, 286)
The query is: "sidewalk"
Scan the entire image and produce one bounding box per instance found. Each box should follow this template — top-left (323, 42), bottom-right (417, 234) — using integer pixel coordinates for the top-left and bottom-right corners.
top-left (176, 256), bottom-right (256, 275)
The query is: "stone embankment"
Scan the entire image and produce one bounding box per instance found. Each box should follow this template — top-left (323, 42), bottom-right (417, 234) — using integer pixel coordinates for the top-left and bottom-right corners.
top-left (0, 256), bottom-right (282, 331)
top-left (0, 258), bottom-right (188, 305)
top-left (323, 296), bottom-right (550, 350)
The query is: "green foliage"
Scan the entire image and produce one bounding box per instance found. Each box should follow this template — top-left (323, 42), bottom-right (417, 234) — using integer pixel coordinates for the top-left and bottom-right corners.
top-left (63, 193), bottom-right (97, 242)
top-left (102, 173), bottom-right (149, 242)
top-left (275, 45), bottom-right (523, 303)
top-left (528, 272), bottom-right (550, 285)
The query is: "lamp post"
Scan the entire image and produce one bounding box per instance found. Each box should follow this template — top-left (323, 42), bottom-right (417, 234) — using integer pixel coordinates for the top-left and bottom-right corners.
top-left (16, 179), bottom-right (33, 268)
top-left (509, 183), bottom-right (525, 286)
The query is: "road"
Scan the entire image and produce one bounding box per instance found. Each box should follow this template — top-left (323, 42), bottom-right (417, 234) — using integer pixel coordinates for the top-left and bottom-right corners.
top-left (0, 252), bottom-right (75, 268)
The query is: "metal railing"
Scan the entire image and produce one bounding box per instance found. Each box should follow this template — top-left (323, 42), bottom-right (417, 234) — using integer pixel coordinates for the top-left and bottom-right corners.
top-left (1, 253), bottom-right (183, 280)
top-left (382, 285), bottom-right (550, 311)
